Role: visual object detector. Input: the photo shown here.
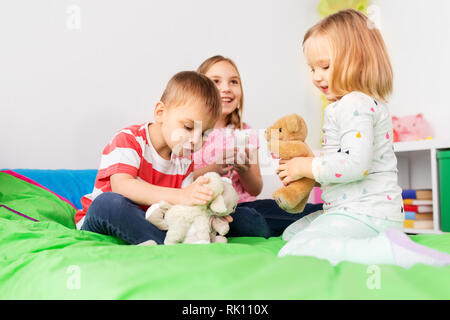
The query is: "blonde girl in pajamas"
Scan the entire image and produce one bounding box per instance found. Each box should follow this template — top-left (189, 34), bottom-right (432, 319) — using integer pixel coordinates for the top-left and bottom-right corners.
top-left (276, 9), bottom-right (450, 268)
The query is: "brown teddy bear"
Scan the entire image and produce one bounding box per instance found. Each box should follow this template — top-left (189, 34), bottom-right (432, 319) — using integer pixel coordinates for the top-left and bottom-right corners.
top-left (265, 114), bottom-right (316, 213)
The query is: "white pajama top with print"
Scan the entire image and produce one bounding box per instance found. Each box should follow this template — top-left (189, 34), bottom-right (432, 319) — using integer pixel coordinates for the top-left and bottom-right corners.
top-left (311, 91), bottom-right (404, 222)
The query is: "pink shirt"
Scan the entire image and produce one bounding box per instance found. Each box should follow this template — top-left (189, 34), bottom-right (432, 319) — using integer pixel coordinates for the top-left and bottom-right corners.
top-left (193, 123), bottom-right (260, 203)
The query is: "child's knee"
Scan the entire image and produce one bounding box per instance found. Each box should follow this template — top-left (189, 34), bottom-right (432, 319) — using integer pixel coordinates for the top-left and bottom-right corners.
top-left (91, 192), bottom-right (125, 208)
top-left (233, 207), bottom-right (265, 224)
top-left (230, 207), bottom-right (271, 238)
top-left (87, 192), bottom-right (131, 220)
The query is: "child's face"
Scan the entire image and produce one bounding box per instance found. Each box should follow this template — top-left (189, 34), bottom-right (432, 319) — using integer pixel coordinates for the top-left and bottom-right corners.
top-left (304, 36), bottom-right (337, 102)
top-left (155, 100), bottom-right (216, 157)
top-left (204, 61), bottom-right (242, 117)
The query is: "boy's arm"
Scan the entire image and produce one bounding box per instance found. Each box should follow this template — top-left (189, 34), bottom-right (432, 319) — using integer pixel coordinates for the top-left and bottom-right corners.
top-left (193, 165), bottom-right (214, 180)
top-left (110, 173), bottom-right (213, 206)
top-left (193, 163), bottom-right (232, 180)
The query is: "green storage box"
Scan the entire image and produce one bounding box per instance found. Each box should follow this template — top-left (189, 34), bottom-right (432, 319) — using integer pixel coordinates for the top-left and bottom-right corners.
top-left (437, 150), bottom-right (450, 232)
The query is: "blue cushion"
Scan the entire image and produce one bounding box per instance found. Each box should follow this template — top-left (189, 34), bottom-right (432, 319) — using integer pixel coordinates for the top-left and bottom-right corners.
top-left (11, 169), bottom-right (97, 209)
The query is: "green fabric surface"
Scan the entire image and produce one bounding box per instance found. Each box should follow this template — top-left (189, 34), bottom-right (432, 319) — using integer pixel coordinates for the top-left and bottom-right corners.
top-left (1, 172), bottom-right (449, 299)
top-left (0, 172), bottom-right (76, 228)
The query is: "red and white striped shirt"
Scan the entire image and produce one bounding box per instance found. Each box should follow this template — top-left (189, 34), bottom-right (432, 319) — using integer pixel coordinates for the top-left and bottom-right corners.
top-left (75, 122), bottom-right (194, 225)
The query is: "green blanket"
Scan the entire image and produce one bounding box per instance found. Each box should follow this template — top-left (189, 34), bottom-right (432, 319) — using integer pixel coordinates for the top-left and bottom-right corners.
top-left (1, 171), bottom-right (449, 299)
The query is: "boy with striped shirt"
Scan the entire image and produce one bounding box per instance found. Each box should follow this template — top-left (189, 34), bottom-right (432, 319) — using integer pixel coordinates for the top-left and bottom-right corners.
top-left (77, 71), bottom-right (223, 245)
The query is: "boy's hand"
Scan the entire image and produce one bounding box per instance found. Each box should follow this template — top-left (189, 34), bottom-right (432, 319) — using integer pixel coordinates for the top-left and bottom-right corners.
top-left (277, 157), bottom-right (313, 186)
top-left (179, 178), bottom-right (234, 223)
top-left (180, 176), bottom-right (214, 206)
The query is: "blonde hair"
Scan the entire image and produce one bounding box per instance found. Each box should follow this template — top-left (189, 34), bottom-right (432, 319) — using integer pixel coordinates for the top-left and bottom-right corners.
top-left (303, 9), bottom-right (393, 102)
top-left (197, 55), bottom-right (244, 129)
top-left (160, 70), bottom-right (222, 121)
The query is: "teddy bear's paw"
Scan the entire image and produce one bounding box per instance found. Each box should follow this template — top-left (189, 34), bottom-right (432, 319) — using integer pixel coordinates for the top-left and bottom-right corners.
top-left (184, 235), bottom-right (211, 244)
top-left (274, 195), bottom-right (306, 213)
top-left (190, 240), bottom-right (210, 244)
top-left (273, 191), bottom-right (298, 213)
top-left (292, 199), bottom-right (308, 213)
top-left (137, 240), bottom-right (157, 246)
top-left (213, 235), bottom-right (228, 243)
top-left (274, 197), bottom-right (296, 213)
top-left (280, 205), bottom-right (300, 214)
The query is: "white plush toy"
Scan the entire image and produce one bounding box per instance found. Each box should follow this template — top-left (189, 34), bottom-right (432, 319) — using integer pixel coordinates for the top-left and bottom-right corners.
top-left (146, 172), bottom-right (239, 245)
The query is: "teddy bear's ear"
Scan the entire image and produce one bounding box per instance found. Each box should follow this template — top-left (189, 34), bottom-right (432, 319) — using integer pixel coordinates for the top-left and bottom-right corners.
top-left (286, 116), bottom-right (299, 133)
top-left (210, 195), bottom-right (227, 214)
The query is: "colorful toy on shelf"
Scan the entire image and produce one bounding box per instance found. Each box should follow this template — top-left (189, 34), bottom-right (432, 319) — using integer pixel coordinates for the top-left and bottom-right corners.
top-left (393, 129), bottom-right (399, 142)
top-left (392, 113), bottom-right (433, 142)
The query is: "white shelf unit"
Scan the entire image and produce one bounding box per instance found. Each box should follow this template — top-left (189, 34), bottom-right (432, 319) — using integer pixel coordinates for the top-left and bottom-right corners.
top-left (394, 140), bottom-right (450, 234)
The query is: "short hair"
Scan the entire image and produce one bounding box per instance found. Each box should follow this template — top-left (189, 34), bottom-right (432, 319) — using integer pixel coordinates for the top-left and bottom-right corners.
top-left (160, 71), bottom-right (222, 120)
top-left (197, 55), bottom-right (244, 129)
top-left (303, 9), bottom-right (393, 102)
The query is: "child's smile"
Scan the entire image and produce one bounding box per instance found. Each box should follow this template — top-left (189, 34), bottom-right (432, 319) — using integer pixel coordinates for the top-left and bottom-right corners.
top-left (221, 95), bottom-right (234, 104)
top-left (204, 60), bottom-right (242, 116)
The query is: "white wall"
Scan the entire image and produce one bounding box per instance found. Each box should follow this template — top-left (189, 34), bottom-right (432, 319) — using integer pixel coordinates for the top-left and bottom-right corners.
top-left (1, 0), bottom-right (450, 199)
top-left (370, 0), bottom-right (450, 139)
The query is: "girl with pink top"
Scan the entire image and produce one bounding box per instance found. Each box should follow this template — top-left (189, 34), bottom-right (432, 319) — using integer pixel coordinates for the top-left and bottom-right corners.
top-left (193, 55), bottom-right (323, 237)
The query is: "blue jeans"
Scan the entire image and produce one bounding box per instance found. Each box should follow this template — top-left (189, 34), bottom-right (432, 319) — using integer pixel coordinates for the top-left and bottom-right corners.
top-left (229, 199), bottom-right (323, 238)
top-left (81, 192), bottom-right (323, 244)
top-left (81, 192), bottom-right (166, 245)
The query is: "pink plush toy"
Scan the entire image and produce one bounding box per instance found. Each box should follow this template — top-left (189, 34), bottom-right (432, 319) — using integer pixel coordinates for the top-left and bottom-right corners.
top-left (392, 113), bottom-right (433, 142)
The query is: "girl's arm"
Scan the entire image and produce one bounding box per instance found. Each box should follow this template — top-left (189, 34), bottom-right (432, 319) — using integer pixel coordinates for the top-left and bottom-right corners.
top-left (312, 95), bottom-right (376, 185)
top-left (236, 163), bottom-right (263, 196)
top-left (193, 164), bottom-right (216, 180)
top-left (231, 147), bottom-right (263, 196)
top-left (277, 157), bottom-right (314, 186)
top-left (278, 93), bottom-right (377, 186)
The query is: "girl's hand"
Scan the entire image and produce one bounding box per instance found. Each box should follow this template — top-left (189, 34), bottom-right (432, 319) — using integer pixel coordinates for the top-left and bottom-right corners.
top-left (277, 157), bottom-right (314, 186)
top-left (232, 149), bottom-right (251, 174)
top-left (232, 162), bottom-right (250, 174)
top-left (180, 176), bottom-right (214, 206)
top-left (231, 147), bottom-right (253, 175)
top-left (215, 163), bottom-right (234, 176)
